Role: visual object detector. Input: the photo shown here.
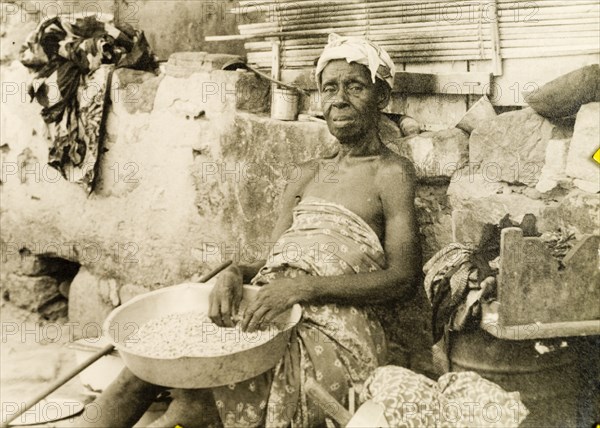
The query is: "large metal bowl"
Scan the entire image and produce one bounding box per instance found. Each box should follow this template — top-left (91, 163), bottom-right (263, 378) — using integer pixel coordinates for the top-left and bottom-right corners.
top-left (102, 281), bottom-right (302, 388)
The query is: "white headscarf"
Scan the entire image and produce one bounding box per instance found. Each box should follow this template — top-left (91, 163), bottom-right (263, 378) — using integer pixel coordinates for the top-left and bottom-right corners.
top-left (315, 33), bottom-right (396, 90)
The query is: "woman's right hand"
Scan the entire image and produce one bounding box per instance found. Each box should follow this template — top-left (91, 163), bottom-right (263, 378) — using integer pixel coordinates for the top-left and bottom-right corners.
top-left (208, 264), bottom-right (244, 327)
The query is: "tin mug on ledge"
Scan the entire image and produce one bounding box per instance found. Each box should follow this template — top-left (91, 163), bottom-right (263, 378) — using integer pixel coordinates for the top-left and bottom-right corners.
top-left (271, 86), bottom-right (299, 121)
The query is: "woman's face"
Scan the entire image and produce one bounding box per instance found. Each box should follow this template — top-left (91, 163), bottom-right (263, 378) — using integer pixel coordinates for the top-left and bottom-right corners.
top-left (320, 60), bottom-right (385, 144)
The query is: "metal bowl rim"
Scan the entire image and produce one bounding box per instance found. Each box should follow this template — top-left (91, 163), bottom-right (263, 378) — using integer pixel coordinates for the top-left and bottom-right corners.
top-left (102, 282), bottom-right (302, 360)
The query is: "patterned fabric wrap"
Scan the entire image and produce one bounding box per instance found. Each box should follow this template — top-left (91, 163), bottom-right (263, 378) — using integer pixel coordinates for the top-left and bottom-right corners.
top-left (361, 366), bottom-right (529, 427)
top-left (423, 243), bottom-right (480, 342)
top-left (212, 197), bottom-right (388, 427)
top-left (20, 15), bottom-right (157, 192)
top-left (254, 196), bottom-right (386, 278)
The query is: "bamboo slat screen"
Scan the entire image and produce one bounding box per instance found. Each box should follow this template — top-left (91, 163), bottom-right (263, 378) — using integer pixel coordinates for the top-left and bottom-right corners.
top-left (233, 0), bottom-right (600, 70)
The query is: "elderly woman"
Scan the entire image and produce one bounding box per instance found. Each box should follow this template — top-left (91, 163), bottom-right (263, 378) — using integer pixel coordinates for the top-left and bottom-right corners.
top-left (75, 34), bottom-right (425, 428)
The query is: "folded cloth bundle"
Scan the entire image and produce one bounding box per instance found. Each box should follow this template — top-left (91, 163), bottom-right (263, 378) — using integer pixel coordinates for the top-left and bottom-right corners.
top-left (361, 366), bottom-right (529, 427)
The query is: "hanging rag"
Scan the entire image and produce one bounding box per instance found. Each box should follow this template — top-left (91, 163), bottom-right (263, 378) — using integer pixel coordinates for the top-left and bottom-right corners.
top-left (20, 14), bottom-right (158, 192)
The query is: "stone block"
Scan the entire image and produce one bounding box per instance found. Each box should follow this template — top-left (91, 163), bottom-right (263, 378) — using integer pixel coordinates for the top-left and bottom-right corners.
top-left (392, 128), bottom-right (469, 180)
top-left (4, 274), bottom-right (59, 312)
top-left (447, 167), bottom-right (507, 200)
top-left (68, 268), bottom-right (118, 337)
top-left (217, 112), bottom-right (336, 243)
top-left (525, 64), bottom-right (600, 119)
top-left (470, 107), bottom-right (574, 187)
top-left (166, 53), bottom-right (245, 77)
top-left (455, 95), bottom-right (497, 134)
top-left (154, 70), bottom-right (242, 116)
top-left (17, 254), bottom-right (52, 276)
top-left (38, 298), bottom-right (68, 321)
top-left (565, 103), bottom-right (600, 188)
top-left (541, 190), bottom-right (600, 236)
top-left (415, 185), bottom-right (453, 261)
top-left (536, 138), bottom-right (571, 193)
top-left (235, 72), bottom-right (271, 114)
top-left (119, 283), bottom-right (151, 304)
top-left (448, 168), bottom-right (549, 243)
top-left (451, 209), bottom-right (492, 245)
top-left (573, 179), bottom-right (600, 194)
top-left (112, 69), bottom-right (163, 115)
top-left (395, 94), bottom-right (468, 131)
top-left (11, 249), bottom-right (80, 278)
top-left (452, 184), bottom-right (599, 244)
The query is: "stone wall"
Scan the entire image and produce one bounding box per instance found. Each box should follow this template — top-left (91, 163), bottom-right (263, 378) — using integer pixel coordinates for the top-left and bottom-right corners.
top-left (450, 106), bottom-right (599, 244)
top-left (1, 9), bottom-right (598, 331)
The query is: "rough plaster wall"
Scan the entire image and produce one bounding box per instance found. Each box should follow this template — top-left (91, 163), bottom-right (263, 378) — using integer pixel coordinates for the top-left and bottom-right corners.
top-left (1, 63), bottom-right (213, 285)
top-left (0, 59), bottom-right (339, 325)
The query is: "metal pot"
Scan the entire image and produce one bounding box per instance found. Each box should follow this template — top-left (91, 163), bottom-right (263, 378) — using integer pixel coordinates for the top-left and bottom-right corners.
top-left (103, 282), bottom-right (302, 389)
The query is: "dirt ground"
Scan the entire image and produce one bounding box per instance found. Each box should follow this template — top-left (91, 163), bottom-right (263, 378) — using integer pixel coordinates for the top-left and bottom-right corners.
top-left (0, 301), bottom-right (88, 426)
top-left (0, 302), bottom-right (165, 427)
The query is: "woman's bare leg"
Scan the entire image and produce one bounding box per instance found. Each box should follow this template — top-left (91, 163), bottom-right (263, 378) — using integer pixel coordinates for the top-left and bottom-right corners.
top-left (72, 368), bottom-right (164, 427)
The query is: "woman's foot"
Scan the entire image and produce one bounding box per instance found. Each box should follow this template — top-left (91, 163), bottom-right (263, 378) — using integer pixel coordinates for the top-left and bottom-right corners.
top-left (146, 389), bottom-right (222, 428)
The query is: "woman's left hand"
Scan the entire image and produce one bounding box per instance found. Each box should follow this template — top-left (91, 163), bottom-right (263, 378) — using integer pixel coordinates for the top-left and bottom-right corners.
top-left (241, 279), bottom-right (305, 332)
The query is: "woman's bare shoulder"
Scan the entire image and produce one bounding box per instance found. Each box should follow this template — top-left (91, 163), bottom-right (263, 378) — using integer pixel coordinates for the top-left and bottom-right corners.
top-left (377, 148), bottom-right (417, 186)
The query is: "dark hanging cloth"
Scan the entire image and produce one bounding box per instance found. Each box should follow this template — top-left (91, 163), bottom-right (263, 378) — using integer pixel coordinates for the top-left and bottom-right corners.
top-left (20, 15), bottom-right (158, 193)
top-left (424, 214), bottom-right (548, 342)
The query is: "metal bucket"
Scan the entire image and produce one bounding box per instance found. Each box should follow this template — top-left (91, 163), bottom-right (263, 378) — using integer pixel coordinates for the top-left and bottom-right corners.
top-left (271, 87), bottom-right (299, 121)
top-left (449, 330), bottom-right (578, 428)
